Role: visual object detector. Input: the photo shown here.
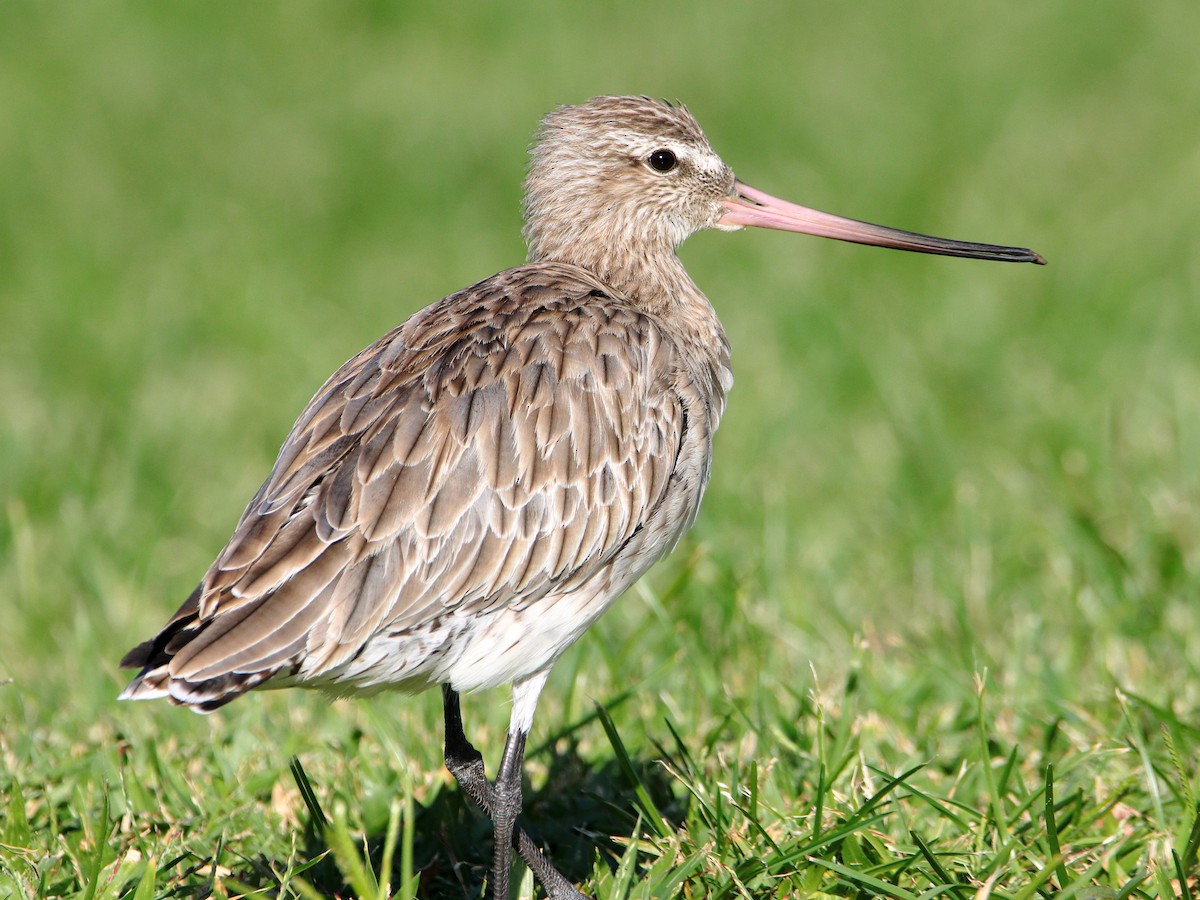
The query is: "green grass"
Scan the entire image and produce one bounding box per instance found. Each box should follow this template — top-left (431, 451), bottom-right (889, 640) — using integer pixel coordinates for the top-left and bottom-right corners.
top-left (2, 2), bottom-right (1199, 897)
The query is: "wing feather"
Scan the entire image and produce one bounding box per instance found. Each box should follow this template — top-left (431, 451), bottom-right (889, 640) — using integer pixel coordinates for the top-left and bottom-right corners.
top-left (121, 262), bottom-right (693, 708)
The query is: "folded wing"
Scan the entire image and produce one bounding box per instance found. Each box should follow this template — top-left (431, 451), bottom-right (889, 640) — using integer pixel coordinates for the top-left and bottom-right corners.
top-left (120, 262), bottom-right (686, 710)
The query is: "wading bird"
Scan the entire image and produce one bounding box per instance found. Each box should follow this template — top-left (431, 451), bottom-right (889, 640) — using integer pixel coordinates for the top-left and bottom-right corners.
top-left (121, 95), bottom-right (1044, 899)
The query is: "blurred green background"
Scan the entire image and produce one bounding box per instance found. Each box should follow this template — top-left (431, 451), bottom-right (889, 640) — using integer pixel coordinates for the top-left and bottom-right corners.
top-left (2, 2), bottom-right (1199, 895)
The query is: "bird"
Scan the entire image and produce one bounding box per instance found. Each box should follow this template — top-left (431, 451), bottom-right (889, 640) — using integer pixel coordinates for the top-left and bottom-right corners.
top-left (120, 95), bottom-right (1045, 899)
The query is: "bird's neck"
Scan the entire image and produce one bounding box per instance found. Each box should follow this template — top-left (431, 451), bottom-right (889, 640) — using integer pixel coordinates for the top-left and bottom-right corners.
top-left (532, 241), bottom-right (733, 417)
top-left (534, 242), bottom-right (726, 347)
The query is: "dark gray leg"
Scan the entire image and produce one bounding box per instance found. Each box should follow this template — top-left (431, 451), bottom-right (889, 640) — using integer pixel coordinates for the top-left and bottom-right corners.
top-left (441, 686), bottom-right (590, 900)
top-left (490, 727), bottom-right (526, 900)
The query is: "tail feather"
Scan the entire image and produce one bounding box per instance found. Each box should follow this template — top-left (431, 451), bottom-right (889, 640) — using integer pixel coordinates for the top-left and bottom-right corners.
top-left (119, 584), bottom-right (278, 712)
top-left (119, 637), bottom-right (160, 671)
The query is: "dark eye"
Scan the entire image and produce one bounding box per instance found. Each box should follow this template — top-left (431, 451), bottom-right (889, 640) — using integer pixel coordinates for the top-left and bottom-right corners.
top-left (648, 149), bottom-right (677, 172)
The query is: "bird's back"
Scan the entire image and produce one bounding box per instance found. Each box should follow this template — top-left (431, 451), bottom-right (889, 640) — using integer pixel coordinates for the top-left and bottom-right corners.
top-left (120, 261), bottom-right (730, 710)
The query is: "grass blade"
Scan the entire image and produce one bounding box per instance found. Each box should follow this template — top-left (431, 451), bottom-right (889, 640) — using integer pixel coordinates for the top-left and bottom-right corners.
top-left (130, 858), bottom-right (157, 900)
top-left (609, 815), bottom-right (644, 900)
top-left (596, 702), bottom-right (669, 838)
top-left (378, 796), bottom-right (403, 900)
top-left (807, 855), bottom-right (920, 900)
top-left (909, 831), bottom-right (967, 900)
top-left (79, 789), bottom-right (109, 900)
top-left (326, 804), bottom-right (378, 899)
top-left (1175, 850), bottom-right (1194, 900)
top-left (1043, 764), bottom-right (1071, 891)
top-left (289, 756), bottom-right (330, 832)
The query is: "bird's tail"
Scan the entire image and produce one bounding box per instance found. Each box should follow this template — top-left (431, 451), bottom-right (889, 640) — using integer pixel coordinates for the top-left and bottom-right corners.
top-left (118, 584), bottom-right (274, 712)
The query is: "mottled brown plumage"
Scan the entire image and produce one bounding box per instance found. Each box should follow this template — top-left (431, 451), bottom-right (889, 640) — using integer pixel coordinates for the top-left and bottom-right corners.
top-left (122, 260), bottom-right (722, 713)
top-left (121, 95), bottom-right (1043, 899)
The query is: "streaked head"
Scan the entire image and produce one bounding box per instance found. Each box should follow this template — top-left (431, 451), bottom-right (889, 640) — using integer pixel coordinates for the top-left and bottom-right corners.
top-left (523, 96), bottom-right (735, 261)
top-left (523, 95), bottom-right (1045, 269)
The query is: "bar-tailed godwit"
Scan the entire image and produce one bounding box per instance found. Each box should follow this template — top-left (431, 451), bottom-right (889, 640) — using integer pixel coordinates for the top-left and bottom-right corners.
top-left (121, 95), bottom-right (1044, 899)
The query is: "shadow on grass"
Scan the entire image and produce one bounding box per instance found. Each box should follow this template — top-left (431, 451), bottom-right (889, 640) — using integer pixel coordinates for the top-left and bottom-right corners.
top-left (232, 733), bottom-right (683, 898)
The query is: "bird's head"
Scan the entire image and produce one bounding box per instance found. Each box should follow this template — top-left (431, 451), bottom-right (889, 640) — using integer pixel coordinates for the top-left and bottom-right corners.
top-left (523, 96), bottom-right (735, 262)
top-left (523, 95), bottom-right (1045, 272)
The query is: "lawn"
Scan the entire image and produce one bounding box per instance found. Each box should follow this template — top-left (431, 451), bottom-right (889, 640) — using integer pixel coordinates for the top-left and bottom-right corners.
top-left (2, 3), bottom-right (1199, 898)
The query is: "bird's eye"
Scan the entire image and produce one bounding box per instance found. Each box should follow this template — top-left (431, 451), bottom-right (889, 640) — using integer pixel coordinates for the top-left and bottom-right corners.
top-left (648, 149), bottom-right (677, 173)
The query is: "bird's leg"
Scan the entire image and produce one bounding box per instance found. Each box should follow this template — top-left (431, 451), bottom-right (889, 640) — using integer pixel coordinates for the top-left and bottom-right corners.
top-left (490, 726), bottom-right (526, 900)
top-left (442, 685), bottom-right (494, 810)
top-left (441, 686), bottom-right (590, 900)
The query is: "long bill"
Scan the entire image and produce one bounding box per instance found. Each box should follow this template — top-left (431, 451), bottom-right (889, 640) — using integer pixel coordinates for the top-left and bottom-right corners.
top-left (719, 181), bottom-right (1046, 265)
